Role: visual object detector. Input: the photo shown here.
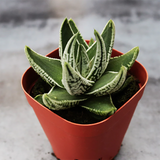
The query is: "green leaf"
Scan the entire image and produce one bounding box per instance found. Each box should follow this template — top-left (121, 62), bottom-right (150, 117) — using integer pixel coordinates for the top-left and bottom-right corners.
top-left (114, 75), bottom-right (136, 93)
top-left (59, 18), bottom-right (74, 58)
top-left (63, 33), bottom-right (78, 68)
top-left (34, 94), bottom-right (45, 106)
top-left (24, 46), bottom-right (63, 88)
top-left (106, 46), bottom-right (139, 72)
top-left (68, 18), bottom-right (89, 50)
top-left (87, 19), bottom-right (115, 60)
top-left (80, 95), bottom-right (117, 116)
top-left (76, 44), bottom-right (90, 78)
top-left (42, 87), bottom-right (88, 110)
top-left (88, 38), bottom-right (94, 46)
top-left (62, 61), bottom-right (94, 95)
top-left (108, 66), bottom-right (127, 93)
top-left (86, 30), bottom-right (107, 81)
top-left (86, 66), bottom-right (127, 96)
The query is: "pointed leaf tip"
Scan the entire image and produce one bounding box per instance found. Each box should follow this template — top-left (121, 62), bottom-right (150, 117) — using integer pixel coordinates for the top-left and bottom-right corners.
top-left (135, 46), bottom-right (139, 52)
top-left (24, 46), bottom-right (63, 88)
top-left (59, 17), bottom-right (73, 58)
top-left (24, 45), bottom-right (30, 53)
top-left (94, 29), bottom-right (97, 35)
top-left (87, 29), bottom-right (107, 81)
top-left (108, 19), bottom-right (114, 27)
top-left (80, 95), bottom-right (117, 116)
top-left (42, 87), bottom-right (88, 110)
top-left (107, 46), bottom-right (139, 72)
top-left (68, 18), bottom-right (89, 50)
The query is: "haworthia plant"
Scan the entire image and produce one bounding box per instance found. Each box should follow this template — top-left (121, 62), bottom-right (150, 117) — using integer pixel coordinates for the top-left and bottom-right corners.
top-left (24, 18), bottom-right (139, 118)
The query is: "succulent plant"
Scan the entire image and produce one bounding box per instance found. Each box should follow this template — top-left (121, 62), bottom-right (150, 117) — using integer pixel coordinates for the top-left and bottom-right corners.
top-left (24, 18), bottom-right (139, 117)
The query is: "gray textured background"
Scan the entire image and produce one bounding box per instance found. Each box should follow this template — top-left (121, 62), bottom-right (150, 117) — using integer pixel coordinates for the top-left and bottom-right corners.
top-left (0, 0), bottom-right (160, 160)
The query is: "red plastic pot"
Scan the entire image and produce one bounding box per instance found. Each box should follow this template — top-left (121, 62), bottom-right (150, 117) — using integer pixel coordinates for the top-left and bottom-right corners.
top-left (21, 46), bottom-right (148, 160)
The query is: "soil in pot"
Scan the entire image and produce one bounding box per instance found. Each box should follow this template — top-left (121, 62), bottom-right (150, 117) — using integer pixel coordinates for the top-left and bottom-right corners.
top-left (30, 74), bottom-right (140, 124)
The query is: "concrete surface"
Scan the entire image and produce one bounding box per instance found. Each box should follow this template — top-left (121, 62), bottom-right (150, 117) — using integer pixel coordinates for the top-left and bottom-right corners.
top-left (0, 0), bottom-right (160, 160)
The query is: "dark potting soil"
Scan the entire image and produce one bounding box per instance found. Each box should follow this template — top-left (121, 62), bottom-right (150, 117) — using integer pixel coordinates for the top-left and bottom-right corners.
top-left (30, 74), bottom-right (140, 124)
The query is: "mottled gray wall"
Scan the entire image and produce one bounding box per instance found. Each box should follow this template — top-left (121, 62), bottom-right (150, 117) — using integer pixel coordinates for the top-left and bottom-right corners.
top-left (1, 0), bottom-right (160, 23)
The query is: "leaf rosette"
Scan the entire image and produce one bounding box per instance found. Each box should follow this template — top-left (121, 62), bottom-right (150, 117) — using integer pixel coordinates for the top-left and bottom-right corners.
top-left (25, 18), bottom-right (139, 117)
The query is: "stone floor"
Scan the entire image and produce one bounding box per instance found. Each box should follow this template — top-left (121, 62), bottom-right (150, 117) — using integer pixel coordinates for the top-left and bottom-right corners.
top-left (0, 0), bottom-right (160, 160)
